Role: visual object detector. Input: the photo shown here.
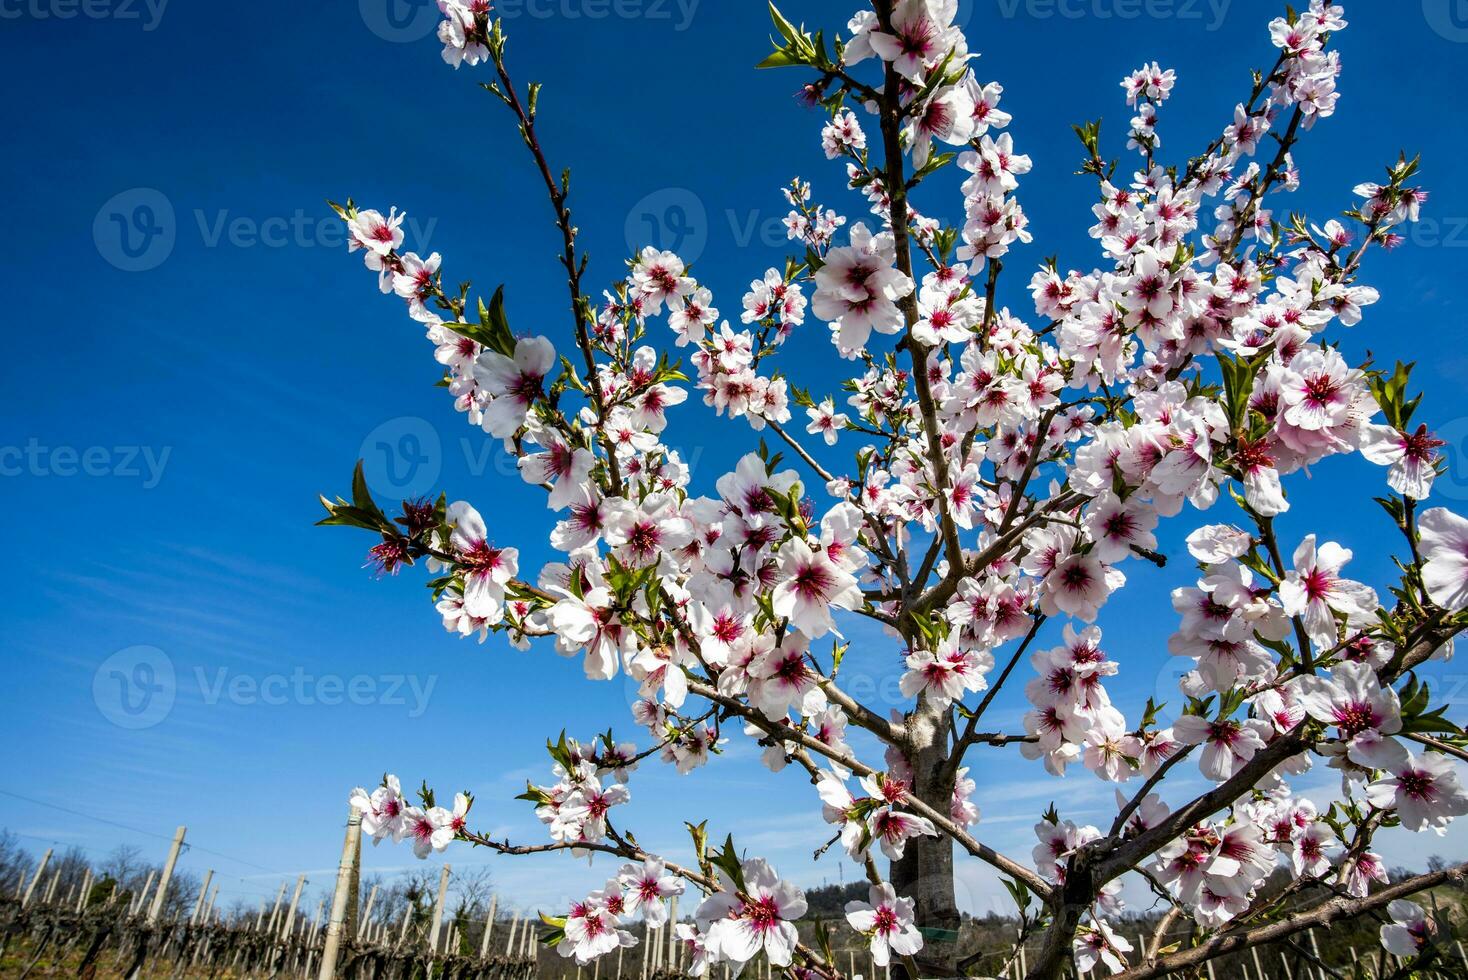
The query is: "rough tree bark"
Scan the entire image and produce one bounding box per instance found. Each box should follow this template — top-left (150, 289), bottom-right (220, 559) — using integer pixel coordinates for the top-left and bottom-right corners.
top-left (891, 701), bottom-right (961, 979)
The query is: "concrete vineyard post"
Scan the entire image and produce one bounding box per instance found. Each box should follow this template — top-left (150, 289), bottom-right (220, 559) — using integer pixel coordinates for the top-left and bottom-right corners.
top-left (506, 912), bottom-right (521, 956)
top-left (281, 873), bottom-right (308, 941)
top-left (132, 870), bottom-right (157, 916)
top-left (360, 883), bottom-right (380, 942)
top-left (191, 870), bottom-right (214, 925)
top-left (147, 826), bottom-right (187, 925)
top-left (429, 863), bottom-right (451, 953)
top-left (20, 850), bottom-right (51, 909)
top-left (266, 879), bottom-right (288, 934)
top-left (318, 804), bottom-right (363, 980)
top-left (480, 894), bottom-right (498, 959)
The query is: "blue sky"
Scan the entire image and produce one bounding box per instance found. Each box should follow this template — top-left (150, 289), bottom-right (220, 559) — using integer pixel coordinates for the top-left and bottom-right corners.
top-left (3, 0), bottom-right (1468, 919)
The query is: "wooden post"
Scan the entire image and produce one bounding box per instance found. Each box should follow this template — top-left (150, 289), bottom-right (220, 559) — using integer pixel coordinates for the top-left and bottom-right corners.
top-left (147, 826), bottom-right (187, 925)
top-left (480, 895), bottom-right (499, 958)
top-left (360, 883), bottom-right (379, 941)
top-left (281, 873), bottom-right (309, 941)
top-left (191, 870), bottom-right (215, 925)
top-left (204, 883), bottom-right (220, 922)
top-left (641, 920), bottom-right (650, 980)
top-left (667, 897), bottom-right (679, 967)
top-left (318, 805), bottom-right (363, 980)
top-left (19, 845), bottom-right (52, 909)
top-left (1251, 945), bottom-right (1265, 980)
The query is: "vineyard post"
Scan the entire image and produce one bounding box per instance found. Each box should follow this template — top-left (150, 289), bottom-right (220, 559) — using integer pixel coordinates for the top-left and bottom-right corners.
top-left (280, 873), bottom-right (308, 942)
top-left (74, 868), bottom-right (92, 913)
top-left (318, 805), bottom-right (363, 980)
top-left (345, 822), bottom-right (362, 940)
top-left (360, 882), bottom-right (379, 941)
top-left (396, 902), bottom-right (411, 947)
top-left (505, 912), bottom-right (520, 956)
top-left (19, 845), bottom-right (50, 909)
top-left (43, 868), bottom-right (61, 904)
top-left (146, 826), bottom-right (186, 925)
top-left (266, 880), bottom-right (288, 934)
top-left (205, 883), bottom-right (219, 923)
top-left (428, 863), bottom-right (451, 954)
top-left (191, 870), bottom-right (214, 925)
top-left (666, 896), bottom-right (678, 967)
top-left (130, 870), bottom-right (155, 916)
top-left (479, 894), bottom-right (498, 959)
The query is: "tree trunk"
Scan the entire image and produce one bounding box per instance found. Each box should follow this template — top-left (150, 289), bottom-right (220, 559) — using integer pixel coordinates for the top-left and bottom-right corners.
top-left (890, 702), bottom-right (960, 979)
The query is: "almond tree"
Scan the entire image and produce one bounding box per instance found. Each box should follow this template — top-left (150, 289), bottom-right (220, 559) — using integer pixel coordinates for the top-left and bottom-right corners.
top-left (323, 3), bottom-right (1468, 978)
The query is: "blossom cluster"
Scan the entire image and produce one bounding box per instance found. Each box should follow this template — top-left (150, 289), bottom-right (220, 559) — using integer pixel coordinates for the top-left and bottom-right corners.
top-left (325, 2), bottom-right (1468, 977)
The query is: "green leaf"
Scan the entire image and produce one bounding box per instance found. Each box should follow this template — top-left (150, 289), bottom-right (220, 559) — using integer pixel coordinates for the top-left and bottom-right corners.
top-left (767, 2), bottom-right (799, 45)
top-left (757, 48), bottom-right (802, 69)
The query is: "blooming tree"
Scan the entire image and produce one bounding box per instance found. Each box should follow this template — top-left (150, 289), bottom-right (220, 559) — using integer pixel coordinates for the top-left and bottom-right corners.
top-left (324, 2), bottom-right (1468, 978)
